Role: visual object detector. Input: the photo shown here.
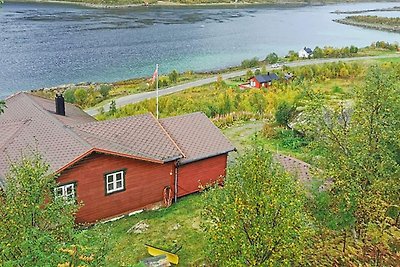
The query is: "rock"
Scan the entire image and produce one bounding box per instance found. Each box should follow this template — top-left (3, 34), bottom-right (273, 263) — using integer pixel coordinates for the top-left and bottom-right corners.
top-left (171, 223), bottom-right (181, 230)
top-left (141, 255), bottom-right (170, 267)
top-left (127, 220), bottom-right (149, 234)
top-left (191, 217), bottom-right (201, 230)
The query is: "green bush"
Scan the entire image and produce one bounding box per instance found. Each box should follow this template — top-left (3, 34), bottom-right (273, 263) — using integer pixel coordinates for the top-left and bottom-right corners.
top-left (241, 57), bottom-right (259, 68)
top-left (99, 85), bottom-right (112, 98)
top-left (266, 52), bottom-right (279, 64)
top-left (331, 85), bottom-right (344, 94)
top-left (64, 89), bottom-right (76, 103)
top-left (276, 129), bottom-right (309, 150)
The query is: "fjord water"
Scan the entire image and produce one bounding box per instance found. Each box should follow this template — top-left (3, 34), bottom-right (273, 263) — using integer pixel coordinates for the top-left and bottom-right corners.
top-left (0, 2), bottom-right (399, 98)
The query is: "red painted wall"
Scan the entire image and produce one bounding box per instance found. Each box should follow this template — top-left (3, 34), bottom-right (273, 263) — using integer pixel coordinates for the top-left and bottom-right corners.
top-left (250, 77), bottom-right (262, 88)
top-left (58, 153), bottom-right (174, 223)
top-left (249, 78), bottom-right (271, 88)
top-left (177, 154), bottom-right (227, 197)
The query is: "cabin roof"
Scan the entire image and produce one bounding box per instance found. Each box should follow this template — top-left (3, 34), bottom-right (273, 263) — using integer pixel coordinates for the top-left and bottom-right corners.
top-left (303, 47), bottom-right (313, 54)
top-left (253, 73), bottom-right (279, 83)
top-left (71, 113), bottom-right (183, 164)
top-left (0, 92), bottom-right (234, 186)
top-left (160, 112), bottom-right (235, 164)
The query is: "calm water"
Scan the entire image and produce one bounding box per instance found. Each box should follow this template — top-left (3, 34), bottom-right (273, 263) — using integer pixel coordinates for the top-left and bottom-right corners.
top-left (0, 1), bottom-right (399, 98)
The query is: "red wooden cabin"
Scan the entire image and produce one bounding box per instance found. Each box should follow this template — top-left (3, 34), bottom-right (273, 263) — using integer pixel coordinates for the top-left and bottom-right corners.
top-left (249, 73), bottom-right (279, 88)
top-left (0, 93), bottom-right (235, 223)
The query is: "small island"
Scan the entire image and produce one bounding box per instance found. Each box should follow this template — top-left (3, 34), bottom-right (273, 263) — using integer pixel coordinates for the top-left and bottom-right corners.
top-left (334, 15), bottom-right (400, 33)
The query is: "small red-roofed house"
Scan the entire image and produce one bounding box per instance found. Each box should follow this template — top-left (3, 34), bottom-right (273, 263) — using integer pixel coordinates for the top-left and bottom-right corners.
top-left (0, 93), bottom-right (235, 223)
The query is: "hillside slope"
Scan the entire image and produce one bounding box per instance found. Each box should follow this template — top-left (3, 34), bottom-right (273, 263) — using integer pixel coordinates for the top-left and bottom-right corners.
top-left (22, 0), bottom-right (394, 8)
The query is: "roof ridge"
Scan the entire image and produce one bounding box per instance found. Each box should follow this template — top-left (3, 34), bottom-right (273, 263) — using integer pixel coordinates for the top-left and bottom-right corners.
top-left (74, 112), bottom-right (150, 128)
top-left (25, 92), bottom-right (78, 110)
top-left (150, 113), bottom-right (186, 159)
top-left (20, 93), bottom-right (93, 151)
top-left (159, 111), bottom-right (203, 121)
top-left (24, 92), bottom-right (53, 102)
top-left (5, 91), bottom-right (24, 100)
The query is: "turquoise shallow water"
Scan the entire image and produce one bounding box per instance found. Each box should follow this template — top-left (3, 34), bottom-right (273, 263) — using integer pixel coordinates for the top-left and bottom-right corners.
top-left (0, 1), bottom-right (399, 98)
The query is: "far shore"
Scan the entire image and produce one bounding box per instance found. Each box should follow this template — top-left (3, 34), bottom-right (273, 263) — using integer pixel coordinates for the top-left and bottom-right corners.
top-left (334, 18), bottom-right (400, 33)
top-left (6, 0), bottom-right (399, 10)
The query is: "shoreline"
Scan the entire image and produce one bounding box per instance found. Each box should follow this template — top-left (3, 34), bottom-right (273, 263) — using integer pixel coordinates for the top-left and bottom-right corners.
top-left (333, 18), bottom-right (400, 33)
top-left (29, 52), bottom-right (400, 99)
top-left (331, 5), bottom-right (400, 14)
top-left (6, 0), bottom-right (398, 10)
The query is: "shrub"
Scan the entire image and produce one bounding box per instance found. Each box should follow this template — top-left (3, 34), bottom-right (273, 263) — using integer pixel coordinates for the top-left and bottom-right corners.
top-left (277, 129), bottom-right (309, 150)
top-left (241, 57), bottom-right (259, 68)
top-left (64, 89), bottom-right (76, 103)
top-left (99, 85), bottom-right (112, 98)
top-left (261, 122), bottom-right (277, 138)
top-left (266, 52), bottom-right (279, 64)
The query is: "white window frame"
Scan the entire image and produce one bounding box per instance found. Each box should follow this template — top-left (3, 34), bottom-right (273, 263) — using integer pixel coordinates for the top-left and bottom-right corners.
top-left (55, 183), bottom-right (75, 201)
top-left (105, 170), bottom-right (125, 195)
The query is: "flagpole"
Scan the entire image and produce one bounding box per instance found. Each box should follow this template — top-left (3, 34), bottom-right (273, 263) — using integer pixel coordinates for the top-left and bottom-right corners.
top-left (156, 64), bottom-right (159, 120)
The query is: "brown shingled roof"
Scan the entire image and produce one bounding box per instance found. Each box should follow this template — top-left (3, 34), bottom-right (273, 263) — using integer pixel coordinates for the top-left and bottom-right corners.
top-left (0, 93), bottom-right (92, 186)
top-left (160, 112), bottom-right (235, 164)
top-left (26, 94), bottom-right (96, 126)
top-left (72, 114), bottom-right (183, 163)
top-left (0, 93), bottom-right (234, 187)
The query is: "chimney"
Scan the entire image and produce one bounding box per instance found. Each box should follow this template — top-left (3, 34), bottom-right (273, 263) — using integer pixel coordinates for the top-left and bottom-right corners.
top-left (55, 94), bottom-right (65, 116)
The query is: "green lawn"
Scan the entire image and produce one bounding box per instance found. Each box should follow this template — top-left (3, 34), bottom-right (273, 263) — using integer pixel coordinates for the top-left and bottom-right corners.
top-left (83, 194), bottom-right (207, 266)
top-left (376, 56), bottom-right (400, 63)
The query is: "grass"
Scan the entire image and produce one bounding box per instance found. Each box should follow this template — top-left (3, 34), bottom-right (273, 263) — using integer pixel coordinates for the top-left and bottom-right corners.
top-left (376, 56), bottom-right (400, 63)
top-left (83, 194), bottom-right (207, 266)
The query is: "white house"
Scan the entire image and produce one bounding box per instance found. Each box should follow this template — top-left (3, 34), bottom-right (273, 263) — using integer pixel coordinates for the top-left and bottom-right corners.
top-left (298, 47), bottom-right (313, 58)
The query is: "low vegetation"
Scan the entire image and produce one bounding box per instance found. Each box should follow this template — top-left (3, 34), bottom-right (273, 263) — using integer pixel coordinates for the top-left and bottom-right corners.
top-left (203, 147), bottom-right (311, 266)
top-left (32, 42), bottom-right (398, 112)
top-left (335, 15), bottom-right (400, 33)
top-left (35, 70), bottom-right (211, 109)
top-left (0, 100), bottom-right (5, 114)
top-left (96, 60), bottom-right (367, 123)
top-left (304, 65), bottom-right (400, 265)
top-left (0, 155), bottom-right (79, 266)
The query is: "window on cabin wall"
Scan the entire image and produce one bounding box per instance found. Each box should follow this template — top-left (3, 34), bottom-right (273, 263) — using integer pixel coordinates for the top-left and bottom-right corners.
top-left (55, 183), bottom-right (76, 202)
top-left (105, 170), bottom-right (126, 195)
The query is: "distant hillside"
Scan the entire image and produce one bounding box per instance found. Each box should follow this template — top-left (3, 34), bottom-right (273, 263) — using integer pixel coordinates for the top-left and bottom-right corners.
top-left (35, 0), bottom-right (393, 8)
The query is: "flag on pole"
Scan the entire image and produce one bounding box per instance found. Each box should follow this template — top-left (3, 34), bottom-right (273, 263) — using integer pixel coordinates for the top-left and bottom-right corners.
top-left (152, 65), bottom-right (158, 84)
top-left (153, 64), bottom-right (159, 119)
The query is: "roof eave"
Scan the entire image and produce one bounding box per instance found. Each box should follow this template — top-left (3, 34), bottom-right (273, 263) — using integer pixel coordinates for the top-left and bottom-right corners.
top-left (177, 148), bottom-right (235, 166)
top-left (163, 155), bottom-right (184, 163)
top-left (55, 148), bottom-right (177, 174)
